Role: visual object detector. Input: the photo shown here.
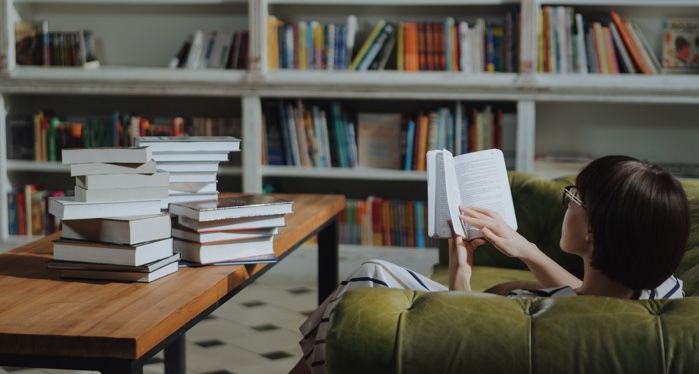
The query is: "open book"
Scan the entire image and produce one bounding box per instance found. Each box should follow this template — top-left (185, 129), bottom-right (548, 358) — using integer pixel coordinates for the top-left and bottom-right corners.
top-left (427, 149), bottom-right (517, 240)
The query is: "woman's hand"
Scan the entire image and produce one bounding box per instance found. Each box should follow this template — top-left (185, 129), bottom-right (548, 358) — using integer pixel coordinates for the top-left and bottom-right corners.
top-left (448, 223), bottom-right (486, 291)
top-left (459, 206), bottom-right (536, 260)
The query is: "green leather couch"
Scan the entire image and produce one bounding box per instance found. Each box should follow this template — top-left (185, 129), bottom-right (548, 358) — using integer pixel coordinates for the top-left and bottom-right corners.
top-left (325, 172), bottom-right (699, 374)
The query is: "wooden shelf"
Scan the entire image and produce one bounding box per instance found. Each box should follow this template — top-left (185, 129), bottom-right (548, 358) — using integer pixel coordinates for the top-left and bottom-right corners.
top-left (1, 67), bottom-right (250, 96)
top-left (6, 160), bottom-right (70, 172)
top-left (262, 165), bottom-right (427, 181)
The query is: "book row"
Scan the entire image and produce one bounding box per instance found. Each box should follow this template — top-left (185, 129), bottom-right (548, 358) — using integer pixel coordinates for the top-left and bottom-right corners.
top-left (15, 22), bottom-right (99, 68)
top-left (170, 30), bottom-right (249, 70)
top-left (268, 12), bottom-right (519, 73)
top-left (262, 100), bottom-right (517, 170)
top-left (538, 8), bottom-right (666, 74)
top-left (7, 112), bottom-right (240, 162)
top-left (339, 198), bottom-right (438, 248)
top-left (7, 185), bottom-right (65, 236)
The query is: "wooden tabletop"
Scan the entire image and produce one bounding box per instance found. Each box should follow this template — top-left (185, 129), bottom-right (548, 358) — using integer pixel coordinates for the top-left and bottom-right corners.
top-left (0, 193), bottom-right (345, 360)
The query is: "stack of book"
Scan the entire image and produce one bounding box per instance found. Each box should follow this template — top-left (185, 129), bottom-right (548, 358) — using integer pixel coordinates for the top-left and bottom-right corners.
top-left (169, 195), bottom-right (293, 265)
top-left (47, 147), bottom-right (178, 283)
top-left (170, 30), bottom-right (249, 70)
top-left (134, 136), bottom-right (241, 208)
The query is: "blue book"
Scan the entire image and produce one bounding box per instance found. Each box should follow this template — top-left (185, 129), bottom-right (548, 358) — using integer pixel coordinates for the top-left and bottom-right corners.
top-left (7, 189), bottom-right (16, 235)
top-left (307, 22), bottom-right (315, 70)
top-left (278, 101), bottom-right (293, 165)
top-left (404, 120), bottom-right (416, 170)
top-left (285, 25), bottom-right (294, 69)
top-left (335, 25), bottom-right (345, 69)
top-left (346, 121), bottom-right (357, 167)
top-left (415, 201), bottom-right (425, 248)
top-left (331, 103), bottom-right (347, 167)
top-left (446, 110), bottom-right (454, 153)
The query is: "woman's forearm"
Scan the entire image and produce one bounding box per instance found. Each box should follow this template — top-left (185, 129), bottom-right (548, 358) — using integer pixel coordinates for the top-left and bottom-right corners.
top-left (520, 244), bottom-right (582, 288)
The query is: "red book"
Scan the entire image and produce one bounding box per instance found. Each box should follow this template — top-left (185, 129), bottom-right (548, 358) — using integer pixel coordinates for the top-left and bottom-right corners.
top-left (436, 23), bottom-right (445, 70)
top-left (382, 200), bottom-right (391, 246)
top-left (17, 191), bottom-right (25, 236)
top-left (610, 11), bottom-right (651, 74)
top-left (406, 202), bottom-right (415, 247)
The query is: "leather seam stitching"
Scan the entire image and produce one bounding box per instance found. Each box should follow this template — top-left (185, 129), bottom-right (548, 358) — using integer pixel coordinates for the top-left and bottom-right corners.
top-left (528, 301), bottom-right (533, 374)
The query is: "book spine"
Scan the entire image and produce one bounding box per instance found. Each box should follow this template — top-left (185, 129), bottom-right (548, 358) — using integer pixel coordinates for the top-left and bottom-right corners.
top-left (603, 26), bottom-right (620, 74)
top-left (610, 11), bottom-right (651, 74)
top-left (350, 20), bottom-right (386, 70)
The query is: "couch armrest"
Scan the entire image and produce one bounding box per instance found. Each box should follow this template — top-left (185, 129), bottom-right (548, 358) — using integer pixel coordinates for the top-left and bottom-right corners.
top-left (326, 288), bottom-right (699, 374)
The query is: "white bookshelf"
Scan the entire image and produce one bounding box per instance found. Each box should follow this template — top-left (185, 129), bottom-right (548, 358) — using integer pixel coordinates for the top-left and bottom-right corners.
top-left (1, 0), bottom-right (699, 241)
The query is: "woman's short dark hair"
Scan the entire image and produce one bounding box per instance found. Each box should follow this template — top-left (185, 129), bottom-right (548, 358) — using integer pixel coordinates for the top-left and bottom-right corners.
top-left (576, 155), bottom-right (690, 290)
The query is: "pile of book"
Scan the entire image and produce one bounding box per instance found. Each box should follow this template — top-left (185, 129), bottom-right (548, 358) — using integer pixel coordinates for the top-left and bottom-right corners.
top-left (170, 195), bottom-right (293, 265)
top-left (134, 136), bottom-right (241, 208)
top-left (263, 100), bottom-right (517, 170)
top-left (538, 9), bottom-right (661, 74)
top-left (47, 147), bottom-right (178, 283)
top-left (170, 30), bottom-right (249, 70)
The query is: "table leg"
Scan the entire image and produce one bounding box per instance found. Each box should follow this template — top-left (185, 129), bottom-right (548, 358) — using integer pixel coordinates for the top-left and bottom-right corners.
top-left (164, 334), bottom-right (186, 374)
top-left (317, 217), bottom-right (339, 305)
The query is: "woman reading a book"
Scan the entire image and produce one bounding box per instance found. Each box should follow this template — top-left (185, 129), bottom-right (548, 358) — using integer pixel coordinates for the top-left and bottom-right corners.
top-left (294, 155), bottom-right (689, 373)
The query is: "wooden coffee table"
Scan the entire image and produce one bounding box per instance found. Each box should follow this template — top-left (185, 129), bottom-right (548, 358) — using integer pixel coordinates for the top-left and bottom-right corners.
top-left (0, 193), bottom-right (345, 373)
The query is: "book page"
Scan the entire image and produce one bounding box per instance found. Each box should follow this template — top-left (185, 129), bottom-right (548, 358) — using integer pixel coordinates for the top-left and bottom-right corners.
top-left (427, 151), bottom-right (455, 238)
top-left (453, 149), bottom-right (517, 240)
top-left (443, 151), bottom-right (466, 238)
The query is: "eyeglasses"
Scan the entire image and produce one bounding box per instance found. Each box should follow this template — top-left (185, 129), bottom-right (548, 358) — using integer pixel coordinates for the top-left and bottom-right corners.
top-left (562, 185), bottom-right (583, 208)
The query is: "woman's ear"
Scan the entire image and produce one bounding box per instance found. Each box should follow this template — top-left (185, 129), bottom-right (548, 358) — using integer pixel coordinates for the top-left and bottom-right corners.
top-left (585, 225), bottom-right (594, 242)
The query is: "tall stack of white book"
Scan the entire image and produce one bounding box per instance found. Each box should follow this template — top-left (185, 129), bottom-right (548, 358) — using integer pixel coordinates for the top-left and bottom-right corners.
top-left (170, 195), bottom-right (292, 265)
top-left (47, 147), bottom-right (179, 283)
top-left (134, 137), bottom-right (241, 208)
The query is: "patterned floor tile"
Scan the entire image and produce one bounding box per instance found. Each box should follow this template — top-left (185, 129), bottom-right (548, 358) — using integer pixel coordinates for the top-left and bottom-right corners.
top-left (195, 339), bottom-right (226, 348)
top-left (260, 351), bottom-right (294, 360)
top-left (250, 324), bottom-right (279, 332)
top-left (287, 287), bottom-right (313, 295)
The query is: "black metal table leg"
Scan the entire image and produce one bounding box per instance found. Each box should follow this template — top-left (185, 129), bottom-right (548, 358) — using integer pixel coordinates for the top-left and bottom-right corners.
top-left (317, 218), bottom-right (339, 305)
top-left (164, 333), bottom-right (186, 374)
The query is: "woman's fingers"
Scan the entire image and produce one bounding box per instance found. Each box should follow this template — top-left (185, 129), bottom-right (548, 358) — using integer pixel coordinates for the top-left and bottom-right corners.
top-left (481, 227), bottom-right (506, 249)
top-left (460, 215), bottom-right (500, 234)
top-left (459, 206), bottom-right (490, 220)
top-left (469, 206), bottom-right (501, 219)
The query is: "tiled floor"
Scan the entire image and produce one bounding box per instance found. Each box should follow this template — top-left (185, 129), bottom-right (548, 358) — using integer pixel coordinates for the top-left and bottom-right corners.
top-left (0, 244), bottom-right (437, 374)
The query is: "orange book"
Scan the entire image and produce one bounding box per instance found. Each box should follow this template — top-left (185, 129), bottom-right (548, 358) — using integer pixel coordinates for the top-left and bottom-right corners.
top-left (437, 23), bottom-right (445, 70)
top-left (610, 11), bottom-right (651, 74)
top-left (382, 200), bottom-right (391, 246)
top-left (414, 114), bottom-right (430, 170)
top-left (409, 23), bottom-right (419, 71)
top-left (603, 26), bottom-right (619, 74)
top-left (406, 202), bottom-right (415, 247)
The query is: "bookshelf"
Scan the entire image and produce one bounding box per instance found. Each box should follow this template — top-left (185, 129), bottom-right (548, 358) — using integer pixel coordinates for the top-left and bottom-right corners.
top-left (1, 0), bottom-right (699, 242)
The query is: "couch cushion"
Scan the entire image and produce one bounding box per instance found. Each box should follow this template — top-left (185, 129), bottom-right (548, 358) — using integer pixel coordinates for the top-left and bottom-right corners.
top-left (431, 265), bottom-right (537, 292)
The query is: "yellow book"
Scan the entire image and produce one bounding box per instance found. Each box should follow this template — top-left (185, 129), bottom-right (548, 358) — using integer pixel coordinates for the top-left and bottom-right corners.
top-left (349, 20), bottom-right (386, 70)
top-left (397, 23), bottom-right (405, 71)
top-left (314, 22), bottom-right (324, 69)
top-left (298, 21), bottom-right (307, 70)
top-left (267, 16), bottom-right (279, 70)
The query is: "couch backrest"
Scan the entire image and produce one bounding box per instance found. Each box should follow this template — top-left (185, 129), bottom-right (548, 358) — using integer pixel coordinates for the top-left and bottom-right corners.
top-left (438, 172), bottom-right (699, 294)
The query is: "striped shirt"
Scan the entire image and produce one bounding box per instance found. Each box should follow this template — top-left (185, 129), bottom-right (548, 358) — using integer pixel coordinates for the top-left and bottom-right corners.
top-left (508, 275), bottom-right (684, 299)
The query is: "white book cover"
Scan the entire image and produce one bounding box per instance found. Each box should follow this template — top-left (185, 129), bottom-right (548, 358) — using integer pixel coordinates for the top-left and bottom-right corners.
top-left (49, 197), bottom-right (162, 220)
top-left (427, 149), bottom-right (517, 240)
top-left (178, 214), bottom-right (286, 232)
top-left (575, 13), bottom-right (589, 74)
top-left (170, 195), bottom-right (293, 222)
top-left (163, 193), bottom-right (219, 209)
top-left (61, 213), bottom-right (171, 245)
top-left (76, 172), bottom-right (170, 190)
top-left (185, 30), bottom-right (204, 69)
top-left (59, 261), bottom-right (178, 283)
top-left (70, 160), bottom-right (157, 177)
top-left (62, 147), bottom-right (152, 165)
top-left (53, 237), bottom-right (173, 266)
top-left (208, 31), bottom-right (233, 69)
top-left (174, 237), bottom-right (274, 264)
top-left (169, 181), bottom-right (218, 194)
top-left (156, 162), bottom-right (220, 173)
top-left (135, 136), bottom-right (240, 153)
top-left (168, 172), bottom-right (217, 183)
top-left (74, 186), bottom-right (169, 203)
top-left (459, 21), bottom-right (472, 73)
top-left (151, 153), bottom-right (230, 162)
top-left (172, 226), bottom-right (278, 244)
